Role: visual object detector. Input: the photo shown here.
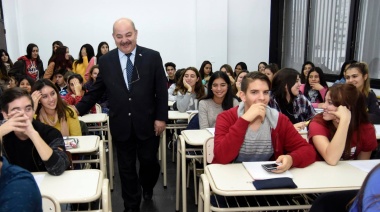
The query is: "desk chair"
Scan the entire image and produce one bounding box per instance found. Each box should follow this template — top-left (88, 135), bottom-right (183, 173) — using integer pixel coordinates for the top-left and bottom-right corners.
top-left (79, 113), bottom-right (114, 190)
top-left (42, 194), bottom-right (61, 212)
top-left (198, 137), bottom-right (317, 212)
top-left (176, 135), bottom-right (204, 212)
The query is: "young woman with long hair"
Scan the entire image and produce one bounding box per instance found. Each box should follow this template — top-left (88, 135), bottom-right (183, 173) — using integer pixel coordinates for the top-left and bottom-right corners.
top-left (308, 84), bottom-right (377, 165)
top-left (257, 62), bottom-right (267, 73)
top-left (0, 49), bottom-right (12, 91)
top-left (9, 43), bottom-right (44, 81)
top-left (47, 41), bottom-right (63, 64)
top-left (219, 64), bottom-right (236, 85)
top-left (300, 61), bottom-right (314, 84)
top-left (198, 71), bottom-right (239, 129)
top-left (299, 67), bottom-right (328, 108)
top-left (232, 70), bottom-right (249, 101)
top-left (173, 67), bottom-right (205, 112)
top-left (43, 46), bottom-right (72, 81)
top-left (73, 44), bottom-right (95, 83)
top-left (199, 60), bottom-right (213, 86)
top-left (269, 68), bottom-right (316, 130)
top-left (96, 41), bottom-right (109, 61)
top-left (234, 62), bottom-right (247, 77)
top-left (32, 79), bottom-right (81, 136)
top-left (263, 63), bottom-right (279, 82)
top-left (344, 62), bottom-right (380, 124)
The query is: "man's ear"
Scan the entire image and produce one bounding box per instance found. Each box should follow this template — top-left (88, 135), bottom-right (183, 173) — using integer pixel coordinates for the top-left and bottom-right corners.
top-left (1, 111), bottom-right (8, 120)
top-left (240, 91), bottom-right (246, 102)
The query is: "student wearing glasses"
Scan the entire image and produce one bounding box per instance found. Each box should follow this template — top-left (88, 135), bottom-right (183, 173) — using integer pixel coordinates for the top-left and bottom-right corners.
top-left (0, 87), bottom-right (69, 175)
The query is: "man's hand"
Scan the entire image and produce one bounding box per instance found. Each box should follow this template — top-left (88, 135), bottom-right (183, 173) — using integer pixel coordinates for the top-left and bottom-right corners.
top-left (154, 120), bottom-right (166, 136)
top-left (0, 111), bottom-right (29, 137)
top-left (241, 103), bottom-right (267, 123)
top-left (272, 155), bottom-right (293, 173)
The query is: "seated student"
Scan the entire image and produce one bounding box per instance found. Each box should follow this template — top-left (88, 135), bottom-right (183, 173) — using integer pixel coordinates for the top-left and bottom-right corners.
top-left (269, 68), bottom-right (316, 131)
top-left (219, 64), bottom-right (236, 86)
top-left (72, 44), bottom-right (96, 83)
top-left (257, 61), bottom-right (267, 73)
top-left (0, 155), bottom-right (42, 211)
top-left (334, 60), bottom-right (357, 85)
top-left (165, 62), bottom-right (176, 89)
top-left (199, 61), bottom-right (213, 86)
top-left (308, 84), bottom-right (377, 165)
top-left (65, 74), bottom-right (96, 114)
top-left (84, 65), bottom-right (109, 113)
top-left (213, 72), bottom-right (315, 170)
top-left (168, 68), bottom-right (185, 102)
top-left (17, 75), bottom-right (34, 94)
top-left (0, 87), bottom-right (69, 175)
top-left (300, 61), bottom-right (314, 84)
top-left (53, 68), bottom-right (69, 98)
top-left (234, 62), bottom-right (247, 77)
top-left (198, 71), bottom-right (239, 129)
top-left (232, 70), bottom-right (249, 101)
top-left (263, 63), bottom-right (279, 82)
top-left (344, 62), bottom-right (380, 124)
top-left (349, 163), bottom-right (380, 211)
top-left (32, 79), bottom-right (82, 136)
top-left (173, 67), bottom-right (206, 112)
top-left (299, 67), bottom-right (328, 108)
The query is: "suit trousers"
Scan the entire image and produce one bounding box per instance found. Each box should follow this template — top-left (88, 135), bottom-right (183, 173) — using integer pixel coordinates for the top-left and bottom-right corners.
top-left (115, 124), bottom-right (160, 210)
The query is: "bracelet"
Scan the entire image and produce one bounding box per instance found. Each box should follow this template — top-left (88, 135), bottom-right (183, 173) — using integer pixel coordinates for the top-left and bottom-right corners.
top-left (187, 90), bottom-right (192, 94)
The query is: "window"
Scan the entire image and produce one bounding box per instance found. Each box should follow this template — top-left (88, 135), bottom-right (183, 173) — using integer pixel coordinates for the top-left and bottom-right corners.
top-left (355, 0), bottom-right (380, 79)
top-left (307, 0), bottom-right (351, 74)
top-left (282, 0), bottom-right (308, 72)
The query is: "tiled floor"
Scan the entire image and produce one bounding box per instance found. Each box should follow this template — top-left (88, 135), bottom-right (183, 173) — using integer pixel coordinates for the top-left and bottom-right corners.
top-left (111, 143), bottom-right (198, 212)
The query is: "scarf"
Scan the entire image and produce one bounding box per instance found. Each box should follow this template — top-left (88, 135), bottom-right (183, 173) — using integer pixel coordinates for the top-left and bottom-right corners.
top-left (39, 107), bottom-right (69, 136)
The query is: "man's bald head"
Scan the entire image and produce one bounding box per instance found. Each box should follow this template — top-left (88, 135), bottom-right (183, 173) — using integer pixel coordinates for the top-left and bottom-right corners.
top-left (113, 18), bottom-right (136, 33)
top-left (112, 18), bottom-right (138, 54)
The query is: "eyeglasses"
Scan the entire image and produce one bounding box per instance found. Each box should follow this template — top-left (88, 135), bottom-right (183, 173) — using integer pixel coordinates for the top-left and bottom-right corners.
top-left (123, 66), bottom-right (140, 85)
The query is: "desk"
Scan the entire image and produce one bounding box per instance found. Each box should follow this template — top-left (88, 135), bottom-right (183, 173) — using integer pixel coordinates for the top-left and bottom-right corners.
top-left (176, 130), bottom-right (213, 212)
top-left (160, 111), bottom-right (190, 187)
top-left (67, 136), bottom-right (106, 175)
top-left (33, 170), bottom-right (103, 204)
top-left (67, 135), bottom-right (99, 154)
top-left (79, 113), bottom-right (114, 190)
top-left (199, 161), bottom-right (378, 211)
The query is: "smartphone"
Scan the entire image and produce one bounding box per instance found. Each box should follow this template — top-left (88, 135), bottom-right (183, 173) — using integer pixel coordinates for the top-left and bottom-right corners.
top-left (262, 163), bottom-right (279, 172)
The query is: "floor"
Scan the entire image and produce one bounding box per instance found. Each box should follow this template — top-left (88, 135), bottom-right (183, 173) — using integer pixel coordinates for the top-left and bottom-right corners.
top-left (110, 140), bottom-right (198, 212)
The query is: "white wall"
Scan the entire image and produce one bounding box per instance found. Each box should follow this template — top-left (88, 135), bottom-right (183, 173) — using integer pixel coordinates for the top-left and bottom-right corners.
top-left (3, 0), bottom-right (271, 71)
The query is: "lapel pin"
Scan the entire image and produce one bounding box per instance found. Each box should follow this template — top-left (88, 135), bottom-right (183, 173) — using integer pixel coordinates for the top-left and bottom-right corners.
top-left (139, 54), bottom-right (142, 56)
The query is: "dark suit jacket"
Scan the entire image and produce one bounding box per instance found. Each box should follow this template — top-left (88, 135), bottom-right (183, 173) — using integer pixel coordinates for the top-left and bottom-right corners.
top-left (76, 45), bottom-right (168, 141)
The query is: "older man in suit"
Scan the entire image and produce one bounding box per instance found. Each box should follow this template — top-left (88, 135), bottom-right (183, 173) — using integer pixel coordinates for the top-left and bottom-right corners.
top-left (75, 18), bottom-right (167, 212)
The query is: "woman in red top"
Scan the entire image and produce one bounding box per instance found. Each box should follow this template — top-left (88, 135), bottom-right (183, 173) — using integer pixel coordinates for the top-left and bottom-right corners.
top-left (308, 83), bottom-right (377, 165)
top-left (64, 74), bottom-right (96, 113)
